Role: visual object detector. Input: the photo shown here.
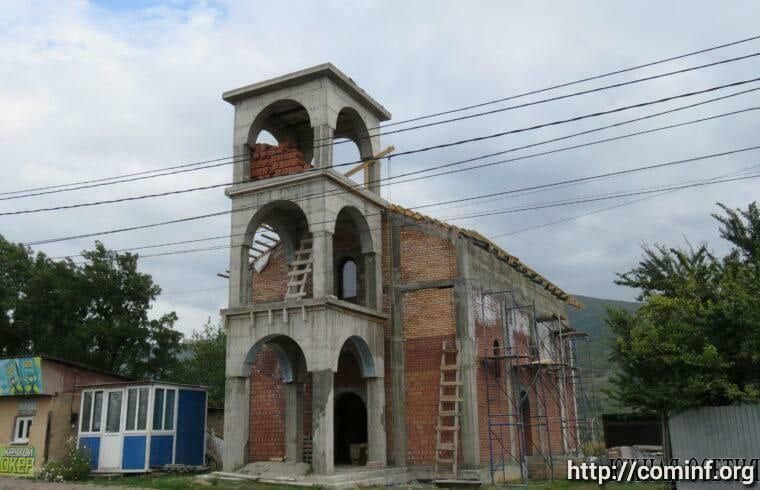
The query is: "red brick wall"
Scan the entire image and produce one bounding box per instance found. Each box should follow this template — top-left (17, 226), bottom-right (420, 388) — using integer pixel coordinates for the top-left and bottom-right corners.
top-left (252, 245), bottom-right (288, 303)
top-left (402, 287), bottom-right (457, 465)
top-left (252, 242), bottom-right (313, 303)
top-left (247, 208), bottom-right (577, 468)
top-left (249, 348), bottom-right (286, 462)
top-left (404, 333), bottom-right (454, 465)
top-left (399, 228), bottom-right (457, 283)
top-left (250, 143), bottom-right (312, 181)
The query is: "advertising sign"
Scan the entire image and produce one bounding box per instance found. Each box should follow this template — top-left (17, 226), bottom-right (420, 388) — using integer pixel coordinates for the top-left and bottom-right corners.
top-left (0, 446), bottom-right (36, 476)
top-left (0, 357), bottom-right (43, 396)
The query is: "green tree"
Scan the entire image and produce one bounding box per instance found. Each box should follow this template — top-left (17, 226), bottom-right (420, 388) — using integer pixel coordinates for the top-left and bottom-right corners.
top-left (170, 318), bottom-right (226, 406)
top-left (0, 236), bottom-right (33, 354)
top-left (608, 202), bottom-right (760, 418)
top-left (2, 237), bottom-right (183, 379)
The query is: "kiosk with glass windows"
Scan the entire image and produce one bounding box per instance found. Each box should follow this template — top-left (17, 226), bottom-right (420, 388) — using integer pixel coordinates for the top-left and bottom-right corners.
top-left (77, 382), bottom-right (207, 472)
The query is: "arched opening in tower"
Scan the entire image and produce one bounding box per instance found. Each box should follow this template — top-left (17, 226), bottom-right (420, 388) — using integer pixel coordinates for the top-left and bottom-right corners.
top-left (248, 99), bottom-right (314, 181)
top-left (333, 344), bottom-right (369, 466)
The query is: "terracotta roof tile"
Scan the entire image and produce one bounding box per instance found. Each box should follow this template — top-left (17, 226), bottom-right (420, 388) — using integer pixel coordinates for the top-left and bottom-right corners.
top-left (388, 203), bottom-right (582, 309)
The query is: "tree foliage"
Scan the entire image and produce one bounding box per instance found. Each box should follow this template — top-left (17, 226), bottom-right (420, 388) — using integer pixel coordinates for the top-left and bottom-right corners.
top-left (607, 202), bottom-right (760, 416)
top-left (169, 318), bottom-right (226, 407)
top-left (0, 237), bottom-right (182, 379)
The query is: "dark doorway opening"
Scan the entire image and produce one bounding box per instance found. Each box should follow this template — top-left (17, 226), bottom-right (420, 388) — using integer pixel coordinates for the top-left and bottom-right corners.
top-left (520, 390), bottom-right (533, 456)
top-left (333, 392), bottom-right (368, 465)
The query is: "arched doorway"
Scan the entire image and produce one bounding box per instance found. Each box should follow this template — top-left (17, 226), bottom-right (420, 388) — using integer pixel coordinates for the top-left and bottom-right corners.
top-left (334, 393), bottom-right (368, 465)
top-left (332, 337), bottom-right (374, 466)
top-left (245, 334), bottom-right (308, 464)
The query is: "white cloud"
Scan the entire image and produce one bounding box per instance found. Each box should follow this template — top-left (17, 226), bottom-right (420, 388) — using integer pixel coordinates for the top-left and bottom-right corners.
top-left (2, 0), bottom-right (760, 332)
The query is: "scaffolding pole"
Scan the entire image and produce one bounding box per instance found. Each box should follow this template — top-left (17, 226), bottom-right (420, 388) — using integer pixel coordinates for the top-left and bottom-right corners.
top-left (479, 288), bottom-right (600, 486)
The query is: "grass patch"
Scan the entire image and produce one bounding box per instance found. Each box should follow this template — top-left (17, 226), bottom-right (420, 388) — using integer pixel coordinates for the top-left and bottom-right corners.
top-left (84, 473), bottom-right (255, 489)
top-left (84, 473), bottom-right (667, 490)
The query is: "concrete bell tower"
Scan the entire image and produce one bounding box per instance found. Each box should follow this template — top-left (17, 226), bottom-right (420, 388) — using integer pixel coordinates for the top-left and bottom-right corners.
top-left (220, 64), bottom-right (392, 474)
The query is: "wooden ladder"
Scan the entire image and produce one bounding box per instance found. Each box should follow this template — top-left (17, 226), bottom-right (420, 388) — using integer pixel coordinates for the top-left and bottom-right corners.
top-left (284, 236), bottom-right (313, 300)
top-left (435, 340), bottom-right (462, 478)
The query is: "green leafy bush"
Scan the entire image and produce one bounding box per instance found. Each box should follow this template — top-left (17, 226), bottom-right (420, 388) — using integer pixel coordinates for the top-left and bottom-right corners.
top-left (37, 437), bottom-right (91, 482)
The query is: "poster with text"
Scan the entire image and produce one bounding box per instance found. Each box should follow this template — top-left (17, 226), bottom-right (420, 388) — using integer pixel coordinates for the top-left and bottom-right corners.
top-left (0, 446), bottom-right (36, 476)
top-left (0, 357), bottom-right (43, 396)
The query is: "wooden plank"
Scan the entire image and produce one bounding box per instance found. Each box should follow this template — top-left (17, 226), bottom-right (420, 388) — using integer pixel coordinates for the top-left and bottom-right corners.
top-left (343, 146), bottom-right (395, 178)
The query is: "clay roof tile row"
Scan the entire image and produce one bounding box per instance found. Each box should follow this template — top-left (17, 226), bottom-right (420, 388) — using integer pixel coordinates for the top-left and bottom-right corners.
top-left (387, 204), bottom-right (582, 309)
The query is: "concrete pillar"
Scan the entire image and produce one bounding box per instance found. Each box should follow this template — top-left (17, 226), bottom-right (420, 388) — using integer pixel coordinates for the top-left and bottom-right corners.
top-left (228, 244), bottom-right (250, 308)
top-left (366, 377), bottom-right (387, 466)
top-left (223, 376), bottom-right (250, 471)
top-left (389, 218), bottom-right (407, 466)
top-left (232, 142), bottom-right (250, 184)
top-left (362, 252), bottom-right (379, 310)
top-left (313, 124), bottom-right (334, 168)
top-left (311, 231), bottom-right (334, 298)
top-left (367, 158), bottom-right (382, 195)
top-left (285, 382), bottom-right (304, 463)
top-left (311, 370), bottom-right (334, 474)
top-left (458, 337), bottom-right (481, 468)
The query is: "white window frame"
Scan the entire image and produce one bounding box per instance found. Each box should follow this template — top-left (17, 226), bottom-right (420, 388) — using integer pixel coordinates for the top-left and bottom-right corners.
top-left (124, 387), bottom-right (149, 433)
top-left (13, 416), bottom-right (33, 444)
top-left (79, 389), bottom-right (105, 435)
top-left (151, 387), bottom-right (177, 433)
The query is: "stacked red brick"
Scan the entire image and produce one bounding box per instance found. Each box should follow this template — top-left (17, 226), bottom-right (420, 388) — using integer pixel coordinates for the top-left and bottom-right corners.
top-left (395, 227), bottom-right (458, 465)
top-left (250, 142), bottom-right (311, 181)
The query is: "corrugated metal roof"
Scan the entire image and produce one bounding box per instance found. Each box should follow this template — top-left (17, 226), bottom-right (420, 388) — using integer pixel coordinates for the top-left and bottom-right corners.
top-left (75, 380), bottom-right (208, 390)
top-left (388, 203), bottom-right (582, 309)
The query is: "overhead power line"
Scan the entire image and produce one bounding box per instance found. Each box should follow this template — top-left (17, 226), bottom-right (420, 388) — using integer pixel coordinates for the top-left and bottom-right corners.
top-left (48, 100), bottom-right (760, 260)
top-left (5, 78), bottom-right (760, 216)
top-left (9, 84), bottom-right (758, 225)
top-left (155, 154), bottom-right (760, 296)
top-left (324, 50), bottom-right (760, 148)
top-left (36, 143), bottom-right (760, 252)
top-left (6, 83), bottom-right (756, 204)
top-left (3, 36), bottom-right (760, 198)
top-left (489, 162), bottom-right (760, 238)
top-left (65, 169), bottom-right (760, 264)
top-left (375, 33), bottom-right (760, 130)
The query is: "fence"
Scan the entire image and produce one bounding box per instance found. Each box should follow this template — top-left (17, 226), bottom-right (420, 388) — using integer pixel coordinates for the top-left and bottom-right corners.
top-left (669, 404), bottom-right (760, 489)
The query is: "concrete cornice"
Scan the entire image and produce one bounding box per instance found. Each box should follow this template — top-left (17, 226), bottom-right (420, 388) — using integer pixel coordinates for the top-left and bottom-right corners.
top-left (222, 63), bottom-right (391, 122)
top-left (225, 168), bottom-right (389, 209)
top-left (221, 296), bottom-right (389, 321)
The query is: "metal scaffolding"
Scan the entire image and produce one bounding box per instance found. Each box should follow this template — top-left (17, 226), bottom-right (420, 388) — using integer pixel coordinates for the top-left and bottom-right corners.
top-left (478, 289), bottom-right (598, 486)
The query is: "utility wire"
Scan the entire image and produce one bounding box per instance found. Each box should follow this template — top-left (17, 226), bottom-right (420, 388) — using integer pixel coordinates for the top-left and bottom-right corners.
top-left (3, 41), bottom-right (760, 198)
top-left (5, 78), bottom-right (760, 217)
top-left (50, 102), bottom-right (760, 260)
top-left (38, 144), bottom-right (760, 252)
top-left (325, 51), bottom-right (760, 148)
top-left (65, 169), bottom-right (760, 264)
top-left (8, 84), bottom-right (759, 205)
top-left (489, 163), bottom-right (760, 238)
top-left (375, 34), bottom-right (760, 130)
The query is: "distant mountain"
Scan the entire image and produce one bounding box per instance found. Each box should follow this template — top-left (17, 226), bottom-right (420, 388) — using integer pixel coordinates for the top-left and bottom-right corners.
top-left (567, 294), bottom-right (640, 414)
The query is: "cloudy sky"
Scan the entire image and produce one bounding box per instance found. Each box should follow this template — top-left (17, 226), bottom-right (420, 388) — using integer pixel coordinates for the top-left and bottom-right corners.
top-left (2, 1), bottom-right (759, 335)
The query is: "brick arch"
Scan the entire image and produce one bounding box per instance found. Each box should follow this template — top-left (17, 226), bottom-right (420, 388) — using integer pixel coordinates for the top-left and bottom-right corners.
top-left (333, 335), bottom-right (376, 378)
top-left (330, 205), bottom-right (374, 254)
top-left (245, 199), bottom-right (311, 263)
top-left (248, 99), bottom-right (314, 163)
top-left (244, 334), bottom-right (308, 383)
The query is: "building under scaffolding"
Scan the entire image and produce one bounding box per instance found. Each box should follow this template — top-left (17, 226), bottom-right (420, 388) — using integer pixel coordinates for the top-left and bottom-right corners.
top-left (477, 289), bottom-right (599, 485)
